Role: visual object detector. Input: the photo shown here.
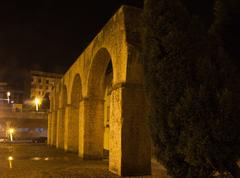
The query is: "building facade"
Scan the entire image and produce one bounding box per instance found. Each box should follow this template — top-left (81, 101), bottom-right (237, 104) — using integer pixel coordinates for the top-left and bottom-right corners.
top-left (29, 70), bottom-right (62, 99)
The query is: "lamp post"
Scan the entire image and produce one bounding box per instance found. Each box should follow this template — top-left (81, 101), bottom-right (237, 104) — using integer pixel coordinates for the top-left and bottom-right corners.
top-left (8, 128), bottom-right (14, 142)
top-left (8, 156), bottom-right (13, 168)
top-left (7, 91), bottom-right (10, 103)
top-left (35, 98), bottom-right (40, 111)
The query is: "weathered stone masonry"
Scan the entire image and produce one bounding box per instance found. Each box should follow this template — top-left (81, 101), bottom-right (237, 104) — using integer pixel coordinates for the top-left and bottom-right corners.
top-left (48, 6), bottom-right (151, 176)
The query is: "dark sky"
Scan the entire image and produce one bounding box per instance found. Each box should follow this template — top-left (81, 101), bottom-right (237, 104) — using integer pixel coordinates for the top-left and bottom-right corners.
top-left (0, 0), bottom-right (143, 88)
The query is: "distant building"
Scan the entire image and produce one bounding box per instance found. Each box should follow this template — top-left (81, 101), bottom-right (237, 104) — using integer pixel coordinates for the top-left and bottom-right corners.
top-left (0, 82), bottom-right (23, 104)
top-left (26, 70), bottom-right (62, 100)
top-left (0, 76), bottom-right (50, 140)
top-left (0, 82), bottom-right (9, 104)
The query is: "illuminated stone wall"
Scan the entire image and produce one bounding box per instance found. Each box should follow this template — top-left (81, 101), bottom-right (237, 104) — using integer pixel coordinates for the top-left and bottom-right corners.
top-left (48, 5), bottom-right (150, 176)
top-left (103, 71), bottom-right (112, 151)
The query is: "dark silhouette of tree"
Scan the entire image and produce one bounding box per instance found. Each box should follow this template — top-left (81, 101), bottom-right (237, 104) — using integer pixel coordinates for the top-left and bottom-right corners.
top-left (143, 0), bottom-right (240, 177)
top-left (206, 0), bottom-right (240, 177)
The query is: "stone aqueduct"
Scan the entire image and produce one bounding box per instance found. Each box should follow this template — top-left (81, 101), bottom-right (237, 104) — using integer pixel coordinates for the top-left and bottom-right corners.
top-left (48, 6), bottom-right (151, 176)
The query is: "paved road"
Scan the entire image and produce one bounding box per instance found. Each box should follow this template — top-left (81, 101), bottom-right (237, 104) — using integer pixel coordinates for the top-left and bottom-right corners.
top-left (0, 143), bottom-right (170, 178)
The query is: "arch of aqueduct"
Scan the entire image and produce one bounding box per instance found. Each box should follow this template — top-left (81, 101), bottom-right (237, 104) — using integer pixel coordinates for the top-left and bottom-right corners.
top-left (48, 6), bottom-right (151, 176)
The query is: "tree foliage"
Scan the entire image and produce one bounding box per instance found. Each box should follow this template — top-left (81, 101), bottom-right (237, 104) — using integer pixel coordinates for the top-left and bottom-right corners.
top-left (143, 0), bottom-right (240, 177)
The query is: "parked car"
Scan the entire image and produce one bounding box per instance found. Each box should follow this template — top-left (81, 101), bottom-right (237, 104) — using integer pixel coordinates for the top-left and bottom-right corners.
top-left (32, 137), bottom-right (47, 143)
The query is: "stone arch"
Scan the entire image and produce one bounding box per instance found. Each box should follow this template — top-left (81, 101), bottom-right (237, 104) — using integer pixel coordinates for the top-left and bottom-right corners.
top-left (68, 74), bottom-right (82, 152)
top-left (48, 6), bottom-right (151, 176)
top-left (87, 48), bottom-right (113, 98)
top-left (84, 48), bottom-right (113, 159)
top-left (103, 62), bottom-right (113, 157)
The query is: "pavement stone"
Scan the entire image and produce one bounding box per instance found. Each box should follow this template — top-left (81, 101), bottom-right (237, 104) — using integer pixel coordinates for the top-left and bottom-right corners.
top-left (0, 143), bottom-right (170, 178)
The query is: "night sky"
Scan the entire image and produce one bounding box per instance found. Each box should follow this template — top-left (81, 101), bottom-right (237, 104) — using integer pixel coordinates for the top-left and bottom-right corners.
top-left (0, 0), bottom-right (143, 88)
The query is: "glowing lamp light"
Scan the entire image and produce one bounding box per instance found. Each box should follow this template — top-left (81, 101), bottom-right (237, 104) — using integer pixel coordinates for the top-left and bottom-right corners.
top-left (8, 156), bottom-right (13, 169)
top-left (8, 156), bottom-right (13, 161)
top-left (6, 91), bottom-right (11, 103)
top-left (8, 128), bottom-right (14, 142)
top-left (9, 128), bottom-right (14, 134)
top-left (34, 98), bottom-right (41, 111)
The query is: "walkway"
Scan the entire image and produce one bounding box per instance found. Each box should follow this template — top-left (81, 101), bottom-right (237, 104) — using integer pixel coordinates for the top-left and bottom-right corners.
top-left (0, 143), bottom-right (170, 178)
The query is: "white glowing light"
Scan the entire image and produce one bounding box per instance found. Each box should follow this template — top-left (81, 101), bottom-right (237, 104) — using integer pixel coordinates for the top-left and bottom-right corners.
top-left (7, 91), bottom-right (10, 103)
top-left (8, 156), bottom-right (13, 169)
top-left (8, 156), bottom-right (13, 161)
top-left (34, 98), bottom-right (41, 111)
top-left (8, 128), bottom-right (14, 142)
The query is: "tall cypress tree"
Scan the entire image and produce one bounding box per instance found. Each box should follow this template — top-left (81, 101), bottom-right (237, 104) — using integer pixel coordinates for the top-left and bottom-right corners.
top-left (143, 0), bottom-right (240, 177)
top-left (143, 0), bottom-right (209, 177)
top-left (206, 0), bottom-right (240, 177)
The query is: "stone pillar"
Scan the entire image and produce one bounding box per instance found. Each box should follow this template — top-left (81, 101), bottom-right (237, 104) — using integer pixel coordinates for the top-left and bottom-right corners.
top-left (50, 112), bottom-right (54, 145)
top-left (67, 105), bottom-right (79, 152)
top-left (56, 109), bottom-right (59, 148)
top-left (109, 83), bottom-right (151, 176)
top-left (64, 105), bottom-right (71, 151)
top-left (47, 112), bottom-right (52, 145)
top-left (78, 101), bottom-right (84, 157)
top-left (59, 108), bottom-right (65, 149)
top-left (56, 108), bottom-right (63, 148)
top-left (79, 97), bottom-right (104, 159)
top-left (51, 111), bottom-right (57, 146)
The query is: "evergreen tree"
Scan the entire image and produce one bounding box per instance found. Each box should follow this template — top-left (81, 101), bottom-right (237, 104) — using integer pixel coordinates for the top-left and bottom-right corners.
top-left (206, 0), bottom-right (240, 177)
top-left (143, 0), bottom-right (208, 177)
top-left (143, 0), bottom-right (240, 177)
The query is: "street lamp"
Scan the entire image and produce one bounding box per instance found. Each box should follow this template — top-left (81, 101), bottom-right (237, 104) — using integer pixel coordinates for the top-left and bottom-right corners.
top-left (35, 97), bottom-right (40, 111)
top-left (7, 91), bottom-right (10, 103)
top-left (8, 156), bottom-right (13, 168)
top-left (8, 128), bottom-right (14, 142)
